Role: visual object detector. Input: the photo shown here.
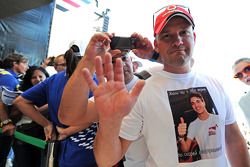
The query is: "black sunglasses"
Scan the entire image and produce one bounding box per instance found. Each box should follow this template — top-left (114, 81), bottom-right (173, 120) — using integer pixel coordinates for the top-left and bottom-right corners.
top-left (153, 5), bottom-right (191, 31)
top-left (234, 65), bottom-right (250, 79)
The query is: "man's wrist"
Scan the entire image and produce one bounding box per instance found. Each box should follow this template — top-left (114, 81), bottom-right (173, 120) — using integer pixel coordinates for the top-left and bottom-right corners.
top-left (0, 119), bottom-right (13, 128)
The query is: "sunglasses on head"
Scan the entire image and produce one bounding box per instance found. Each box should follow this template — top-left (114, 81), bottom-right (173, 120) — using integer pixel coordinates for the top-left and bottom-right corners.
top-left (234, 65), bottom-right (250, 79)
top-left (153, 4), bottom-right (191, 31)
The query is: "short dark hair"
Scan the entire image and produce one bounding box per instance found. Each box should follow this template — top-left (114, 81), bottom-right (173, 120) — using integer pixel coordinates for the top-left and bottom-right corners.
top-left (188, 92), bottom-right (205, 104)
top-left (2, 53), bottom-right (28, 69)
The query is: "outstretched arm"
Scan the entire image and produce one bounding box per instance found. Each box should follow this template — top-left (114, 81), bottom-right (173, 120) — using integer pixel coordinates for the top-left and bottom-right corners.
top-left (58, 33), bottom-right (113, 126)
top-left (83, 53), bottom-right (145, 166)
top-left (56, 123), bottom-right (91, 140)
top-left (13, 96), bottom-right (55, 141)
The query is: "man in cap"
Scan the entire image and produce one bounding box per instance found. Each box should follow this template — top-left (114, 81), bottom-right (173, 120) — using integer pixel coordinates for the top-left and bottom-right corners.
top-left (58, 4), bottom-right (250, 167)
top-left (91, 4), bottom-right (249, 166)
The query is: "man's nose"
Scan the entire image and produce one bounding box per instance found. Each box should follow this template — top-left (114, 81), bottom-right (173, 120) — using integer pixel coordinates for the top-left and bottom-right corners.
top-left (172, 35), bottom-right (184, 47)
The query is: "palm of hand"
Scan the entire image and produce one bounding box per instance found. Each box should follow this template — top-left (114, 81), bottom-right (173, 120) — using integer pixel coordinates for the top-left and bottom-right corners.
top-left (94, 80), bottom-right (133, 121)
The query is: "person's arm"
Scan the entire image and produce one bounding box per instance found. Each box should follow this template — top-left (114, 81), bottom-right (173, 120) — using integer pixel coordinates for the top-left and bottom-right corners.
top-left (225, 123), bottom-right (250, 166)
top-left (83, 53), bottom-right (145, 166)
top-left (36, 104), bottom-right (48, 113)
top-left (58, 33), bottom-right (114, 125)
top-left (13, 96), bottom-right (54, 140)
top-left (41, 57), bottom-right (53, 68)
top-left (178, 138), bottom-right (192, 152)
top-left (56, 123), bottom-right (92, 140)
top-left (0, 101), bottom-right (15, 135)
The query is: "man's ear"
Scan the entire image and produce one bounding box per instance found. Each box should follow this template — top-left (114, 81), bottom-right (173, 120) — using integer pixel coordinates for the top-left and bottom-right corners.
top-left (193, 32), bottom-right (196, 43)
top-left (154, 39), bottom-right (159, 53)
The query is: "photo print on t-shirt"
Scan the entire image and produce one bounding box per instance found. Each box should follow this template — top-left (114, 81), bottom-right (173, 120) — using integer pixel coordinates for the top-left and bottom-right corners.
top-left (167, 87), bottom-right (222, 163)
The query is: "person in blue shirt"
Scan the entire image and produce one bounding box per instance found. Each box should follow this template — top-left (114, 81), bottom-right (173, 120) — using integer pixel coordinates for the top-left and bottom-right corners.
top-left (13, 66), bottom-right (50, 167)
top-left (13, 44), bottom-right (98, 167)
top-left (0, 53), bottom-right (28, 167)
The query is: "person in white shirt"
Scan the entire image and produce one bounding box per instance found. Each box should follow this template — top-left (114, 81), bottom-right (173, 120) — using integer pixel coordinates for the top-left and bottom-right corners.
top-left (58, 4), bottom-right (250, 167)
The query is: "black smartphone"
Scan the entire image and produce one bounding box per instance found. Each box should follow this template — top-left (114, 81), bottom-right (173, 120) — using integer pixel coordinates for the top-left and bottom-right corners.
top-left (110, 36), bottom-right (137, 50)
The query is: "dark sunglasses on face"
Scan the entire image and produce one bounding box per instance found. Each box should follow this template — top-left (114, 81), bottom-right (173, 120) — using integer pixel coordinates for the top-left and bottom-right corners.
top-left (234, 65), bottom-right (250, 79)
top-left (153, 4), bottom-right (191, 31)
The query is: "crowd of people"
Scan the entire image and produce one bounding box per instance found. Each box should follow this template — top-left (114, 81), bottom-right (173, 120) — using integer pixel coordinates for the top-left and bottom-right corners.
top-left (0, 3), bottom-right (249, 167)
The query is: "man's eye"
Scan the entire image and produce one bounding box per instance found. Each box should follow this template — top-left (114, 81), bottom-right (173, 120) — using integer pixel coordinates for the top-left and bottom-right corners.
top-left (159, 34), bottom-right (170, 40)
top-left (180, 30), bottom-right (190, 36)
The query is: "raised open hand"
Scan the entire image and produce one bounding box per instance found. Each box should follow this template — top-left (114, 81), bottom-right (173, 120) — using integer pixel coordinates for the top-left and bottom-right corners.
top-left (83, 53), bottom-right (145, 122)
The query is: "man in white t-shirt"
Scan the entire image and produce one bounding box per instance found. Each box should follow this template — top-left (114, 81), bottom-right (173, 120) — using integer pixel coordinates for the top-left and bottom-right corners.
top-left (58, 4), bottom-right (250, 167)
top-left (178, 92), bottom-right (222, 160)
top-left (89, 4), bottom-right (249, 167)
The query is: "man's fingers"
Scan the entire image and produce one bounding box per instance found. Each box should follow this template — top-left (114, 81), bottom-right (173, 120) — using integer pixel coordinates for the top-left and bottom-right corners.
top-left (104, 53), bottom-right (114, 81)
top-left (114, 58), bottom-right (124, 83)
top-left (82, 68), bottom-right (97, 92)
top-left (95, 56), bottom-right (105, 84)
top-left (180, 117), bottom-right (185, 123)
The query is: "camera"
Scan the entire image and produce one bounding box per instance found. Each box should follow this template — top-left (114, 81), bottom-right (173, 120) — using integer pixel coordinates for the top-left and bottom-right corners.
top-left (110, 36), bottom-right (137, 50)
top-left (47, 56), bottom-right (55, 66)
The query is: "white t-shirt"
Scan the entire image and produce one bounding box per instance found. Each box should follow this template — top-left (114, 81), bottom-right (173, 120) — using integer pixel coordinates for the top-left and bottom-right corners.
top-left (124, 75), bottom-right (148, 167)
top-left (187, 114), bottom-right (222, 159)
top-left (120, 70), bottom-right (235, 167)
top-left (239, 91), bottom-right (250, 126)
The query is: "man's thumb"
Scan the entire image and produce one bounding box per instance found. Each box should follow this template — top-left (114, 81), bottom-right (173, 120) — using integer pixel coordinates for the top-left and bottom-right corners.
top-left (180, 117), bottom-right (185, 123)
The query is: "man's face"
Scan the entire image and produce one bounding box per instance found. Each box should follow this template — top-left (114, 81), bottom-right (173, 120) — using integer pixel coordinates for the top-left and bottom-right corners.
top-left (190, 96), bottom-right (206, 115)
top-left (233, 61), bottom-right (250, 85)
top-left (112, 52), bottom-right (134, 84)
top-left (155, 17), bottom-right (195, 73)
top-left (54, 56), bottom-right (66, 72)
top-left (14, 61), bottom-right (29, 74)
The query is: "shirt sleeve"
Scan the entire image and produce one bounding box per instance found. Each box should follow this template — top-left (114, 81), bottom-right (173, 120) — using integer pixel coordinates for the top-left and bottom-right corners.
top-left (119, 98), bottom-right (144, 141)
top-left (21, 78), bottom-right (49, 107)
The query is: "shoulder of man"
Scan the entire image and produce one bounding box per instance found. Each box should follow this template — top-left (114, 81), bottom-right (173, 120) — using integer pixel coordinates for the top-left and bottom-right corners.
top-left (134, 70), bottom-right (151, 80)
top-left (0, 68), bottom-right (12, 75)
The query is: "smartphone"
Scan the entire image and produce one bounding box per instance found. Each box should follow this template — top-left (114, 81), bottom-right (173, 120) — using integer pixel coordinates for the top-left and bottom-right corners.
top-left (110, 36), bottom-right (137, 50)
